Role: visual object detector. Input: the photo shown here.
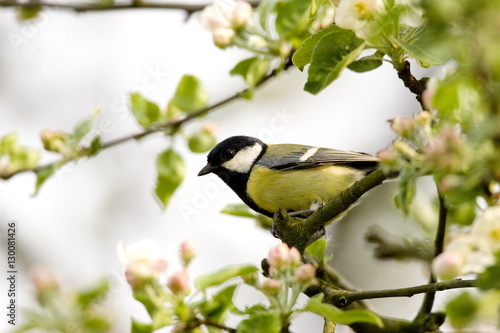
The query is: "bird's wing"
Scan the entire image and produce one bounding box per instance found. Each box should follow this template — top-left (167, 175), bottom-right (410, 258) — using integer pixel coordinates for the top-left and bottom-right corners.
top-left (258, 144), bottom-right (380, 171)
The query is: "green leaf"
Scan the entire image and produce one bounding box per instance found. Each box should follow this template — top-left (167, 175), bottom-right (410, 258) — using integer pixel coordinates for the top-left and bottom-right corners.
top-left (393, 167), bottom-right (417, 216)
top-left (431, 71), bottom-right (472, 119)
top-left (155, 149), bottom-right (185, 209)
top-left (130, 93), bottom-right (162, 128)
top-left (221, 204), bottom-right (256, 218)
top-left (195, 265), bottom-right (259, 290)
top-left (236, 312), bottom-right (281, 333)
top-left (196, 285), bottom-right (237, 325)
top-left (292, 24), bottom-right (341, 71)
top-left (258, 0), bottom-right (278, 31)
top-left (445, 292), bottom-right (478, 329)
top-left (72, 116), bottom-right (96, 144)
top-left (305, 237), bottom-right (327, 264)
top-left (394, 31), bottom-right (450, 66)
top-left (310, 0), bottom-right (324, 16)
top-left (221, 204), bottom-right (273, 230)
top-left (87, 136), bottom-right (102, 157)
top-left (83, 317), bottom-right (110, 331)
top-left (477, 265), bottom-right (500, 290)
top-left (77, 280), bottom-right (109, 308)
top-left (35, 164), bottom-right (58, 194)
top-left (18, 6), bottom-right (41, 21)
top-left (275, 0), bottom-right (313, 46)
top-left (304, 30), bottom-right (365, 94)
top-left (188, 130), bottom-right (216, 153)
top-left (168, 75), bottom-right (208, 115)
top-left (133, 289), bottom-right (157, 318)
top-left (230, 57), bottom-right (270, 99)
top-left (232, 303), bottom-right (268, 316)
top-left (151, 307), bottom-right (173, 330)
top-left (0, 133), bottom-right (18, 155)
top-left (347, 56), bottom-right (383, 73)
top-left (304, 295), bottom-right (383, 327)
top-left (131, 318), bottom-right (153, 333)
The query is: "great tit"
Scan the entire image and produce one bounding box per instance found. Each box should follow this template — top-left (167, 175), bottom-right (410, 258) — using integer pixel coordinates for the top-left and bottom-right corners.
top-left (198, 136), bottom-right (380, 218)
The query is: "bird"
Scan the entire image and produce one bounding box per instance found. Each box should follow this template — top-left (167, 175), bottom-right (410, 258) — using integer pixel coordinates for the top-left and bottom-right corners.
top-left (198, 136), bottom-right (380, 219)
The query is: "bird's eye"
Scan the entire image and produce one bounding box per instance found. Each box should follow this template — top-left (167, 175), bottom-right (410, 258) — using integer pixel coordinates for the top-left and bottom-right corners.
top-left (223, 148), bottom-right (236, 161)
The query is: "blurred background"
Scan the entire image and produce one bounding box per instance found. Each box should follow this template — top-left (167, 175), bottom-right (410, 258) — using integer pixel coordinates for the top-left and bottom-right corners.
top-left (0, 1), bottom-right (437, 332)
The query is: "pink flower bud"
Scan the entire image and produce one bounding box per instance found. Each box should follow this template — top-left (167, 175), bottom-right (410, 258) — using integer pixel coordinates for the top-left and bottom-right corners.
top-left (31, 266), bottom-right (58, 294)
top-left (180, 239), bottom-right (196, 266)
top-left (232, 1), bottom-right (253, 28)
top-left (117, 240), bottom-right (168, 287)
top-left (295, 264), bottom-right (316, 284)
top-left (261, 278), bottom-right (282, 296)
top-left (377, 149), bottom-right (396, 164)
top-left (267, 243), bottom-right (291, 270)
top-left (432, 251), bottom-right (464, 280)
top-left (413, 111), bottom-right (432, 127)
top-left (168, 268), bottom-right (190, 295)
top-left (390, 117), bottom-right (415, 137)
top-left (393, 141), bottom-right (419, 160)
top-left (424, 128), bottom-right (463, 171)
top-left (202, 121), bottom-right (217, 135)
top-left (40, 129), bottom-right (68, 153)
top-left (289, 247), bottom-right (302, 266)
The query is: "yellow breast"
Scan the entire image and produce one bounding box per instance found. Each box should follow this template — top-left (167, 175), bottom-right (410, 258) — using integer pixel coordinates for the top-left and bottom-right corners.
top-left (246, 164), bottom-right (362, 214)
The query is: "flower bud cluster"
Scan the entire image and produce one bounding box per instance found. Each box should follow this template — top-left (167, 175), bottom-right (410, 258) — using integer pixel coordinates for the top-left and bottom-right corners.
top-left (199, 0), bottom-right (253, 49)
top-left (198, 0), bottom-right (289, 58)
top-left (41, 129), bottom-right (70, 154)
top-left (118, 238), bottom-right (196, 296)
top-left (260, 243), bottom-right (317, 299)
top-left (380, 108), bottom-right (471, 178)
top-left (432, 206), bottom-right (500, 280)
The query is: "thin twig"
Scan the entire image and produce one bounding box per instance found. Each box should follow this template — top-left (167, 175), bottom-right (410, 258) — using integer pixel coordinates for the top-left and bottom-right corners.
top-left (0, 0), bottom-right (261, 14)
top-left (0, 61), bottom-right (291, 181)
top-left (396, 60), bottom-right (428, 109)
top-left (417, 189), bottom-right (448, 317)
top-left (199, 320), bottom-right (236, 333)
top-left (324, 278), bottom-right (475, 309)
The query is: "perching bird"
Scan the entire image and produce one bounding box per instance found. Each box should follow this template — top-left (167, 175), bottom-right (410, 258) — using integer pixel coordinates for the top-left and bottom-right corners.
top-left (198, 136), bottom-right (380, 219)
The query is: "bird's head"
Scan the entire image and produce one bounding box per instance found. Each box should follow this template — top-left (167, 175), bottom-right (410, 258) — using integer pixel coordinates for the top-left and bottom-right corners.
top-left (198, 136), bottom-right (266, 177)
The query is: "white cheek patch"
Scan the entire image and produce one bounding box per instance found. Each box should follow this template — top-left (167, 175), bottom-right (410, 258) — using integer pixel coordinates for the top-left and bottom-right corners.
top-left (222, 143), bottom-right (263, 173)
top-left (299, 147), bottom-right (319, 162)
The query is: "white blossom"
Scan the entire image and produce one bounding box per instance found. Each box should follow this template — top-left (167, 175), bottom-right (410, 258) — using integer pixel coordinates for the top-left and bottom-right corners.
top-left (335, 0), bottom-right (386, 39)
top-left (248, 35), bottom-right (268, 49)
top-left (199, 0), bottom-right (253, 32)
top-left (471, 205), bottom-right (500, 253)
top-left (213, 28), bottom-right (236, 48)
top-left (232, 1), bottom-right (253, 28)
top-left (118, 239), bottom-right (168, 284)
top-left (199, 3), bottom-right (232, 32)
top-left (432, 207), bottom-right (500, 280)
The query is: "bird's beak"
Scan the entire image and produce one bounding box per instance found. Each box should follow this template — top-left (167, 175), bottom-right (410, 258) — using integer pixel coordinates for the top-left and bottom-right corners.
top-left (198, 164), bottom-right (217, 176)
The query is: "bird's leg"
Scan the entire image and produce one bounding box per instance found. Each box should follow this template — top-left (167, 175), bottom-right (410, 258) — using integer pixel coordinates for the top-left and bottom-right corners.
top-left (288, 201), bottom-right (324, 217)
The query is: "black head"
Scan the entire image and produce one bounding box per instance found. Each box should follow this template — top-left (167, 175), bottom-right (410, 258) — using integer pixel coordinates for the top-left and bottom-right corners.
top-left (198, 136), bottom-right (266, 176)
